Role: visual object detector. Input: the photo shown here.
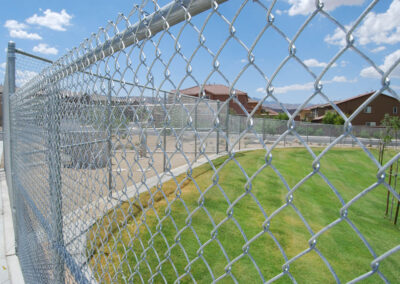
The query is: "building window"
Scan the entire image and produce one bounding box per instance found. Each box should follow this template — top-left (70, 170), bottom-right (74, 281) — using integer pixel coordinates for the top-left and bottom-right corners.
top-left (364, 106), bottom-right (372, 113)
top-left (394, 106), bottom-right (398, 114)
top-left (365, 122), bottom-right (376, 127)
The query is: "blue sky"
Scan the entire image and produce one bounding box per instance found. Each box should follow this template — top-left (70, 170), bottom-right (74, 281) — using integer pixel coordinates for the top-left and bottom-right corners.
top-left (0, 0), bottom-right (399, 104)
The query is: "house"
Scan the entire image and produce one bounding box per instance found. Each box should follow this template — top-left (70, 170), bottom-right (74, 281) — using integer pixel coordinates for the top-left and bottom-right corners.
top-left (262, 106), bottom-right (279, 117)
top-left (300, 91), bottom-right (400, 126)
top-left (171, 84), bottom-right (262, 115)
top-left (247, 98), bottom-right (261, 114)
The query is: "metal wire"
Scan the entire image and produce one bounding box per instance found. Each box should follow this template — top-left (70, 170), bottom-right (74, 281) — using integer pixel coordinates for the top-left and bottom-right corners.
top-left (2, 0), bottom-right (399, 283)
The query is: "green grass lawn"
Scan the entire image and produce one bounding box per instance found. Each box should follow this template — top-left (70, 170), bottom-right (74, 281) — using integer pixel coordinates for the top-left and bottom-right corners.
top-left (87, 148), bottom-right (400, 283)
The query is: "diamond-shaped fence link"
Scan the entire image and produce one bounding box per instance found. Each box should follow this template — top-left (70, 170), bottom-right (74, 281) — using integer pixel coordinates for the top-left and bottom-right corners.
top-left (2, 0), bottom-right (400, 283)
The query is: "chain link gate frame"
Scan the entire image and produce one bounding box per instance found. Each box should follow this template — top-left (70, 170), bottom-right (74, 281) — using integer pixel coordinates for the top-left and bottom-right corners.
top-left (3, 0), bottom-right (400, 283)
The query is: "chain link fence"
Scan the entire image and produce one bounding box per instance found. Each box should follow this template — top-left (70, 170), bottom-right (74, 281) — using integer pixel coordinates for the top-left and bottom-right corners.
top-left (2, 0), bottom-right (400, 283)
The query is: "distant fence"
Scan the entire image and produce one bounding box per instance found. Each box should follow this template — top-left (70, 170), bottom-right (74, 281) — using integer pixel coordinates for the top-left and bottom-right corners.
top-left (2, 0), bottom-right (399, 283)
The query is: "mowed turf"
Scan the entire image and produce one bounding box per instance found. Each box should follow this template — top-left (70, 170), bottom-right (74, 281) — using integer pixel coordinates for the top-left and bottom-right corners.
top-left (87, 148), bottom-right (400, 283)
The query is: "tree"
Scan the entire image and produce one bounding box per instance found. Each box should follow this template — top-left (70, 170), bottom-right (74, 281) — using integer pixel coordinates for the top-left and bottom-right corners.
top-left (322, 111), bottom-right (345, 125)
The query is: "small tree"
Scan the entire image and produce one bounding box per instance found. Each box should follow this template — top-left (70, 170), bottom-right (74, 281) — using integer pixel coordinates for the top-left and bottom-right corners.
top-left (382, 114), bottom-right (400, 144)
top-left (379, 114), bottom-right (400, 166)
top-left (275, 112), bottom-right (289, 120)
top-left (380, 114), bottom-right (400, 219)
top-left (322, 111), bottom-right (345, 125)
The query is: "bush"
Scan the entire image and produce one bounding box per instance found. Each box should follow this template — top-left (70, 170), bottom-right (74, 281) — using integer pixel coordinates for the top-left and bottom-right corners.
top-left (322, 111), bottom-right (344, 125)
top-left (296, 126), bottom-right (307, 135)
top-left (86, 105), bottom-right (131, 131)
top-left (264, 121), bottom-right (277, 135)
top-left (307, 127), bottom-right (315, 136)
top-left (314, 128), bottom-right (324, 136)
top-left (275, 113), bottom-right (289, 120)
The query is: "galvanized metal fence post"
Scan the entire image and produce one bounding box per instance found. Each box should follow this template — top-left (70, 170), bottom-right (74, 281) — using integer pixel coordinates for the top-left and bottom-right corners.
top-left (262, 116), bottom-right (266, 141)
top-left (239, 115), bottom-right (243, 150)
top-left (163, 91), bottom-right (167, 172)
top-left (4, 41), bottom-right (18, 254)
top-left (107, 79), bottom-right (113, 198)
top-left (216, 100), bottom-right (220, 154)
top-left (47, 85), bottom-right (65, 283)
top-left (306, 123), bottom-right (309, 144)
top-left (194, 102), bottom-right (198, 160)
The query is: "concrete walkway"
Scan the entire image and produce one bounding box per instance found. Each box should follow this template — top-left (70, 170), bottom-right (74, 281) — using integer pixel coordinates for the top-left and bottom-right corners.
top-left (0, 142), bottom-right (24, 283)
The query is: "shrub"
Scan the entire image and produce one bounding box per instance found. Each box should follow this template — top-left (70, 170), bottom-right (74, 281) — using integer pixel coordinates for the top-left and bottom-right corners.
top-left (275, 112), bottom-right (289, 120)
top-left (314, 128), bottom-right (324, 136)
top-left (322, 111), bottom-right (344, 125)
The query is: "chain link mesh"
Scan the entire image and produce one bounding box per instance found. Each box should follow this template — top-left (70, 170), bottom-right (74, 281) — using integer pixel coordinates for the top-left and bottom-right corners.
top-left (3, 0), bottom-right (400, 283)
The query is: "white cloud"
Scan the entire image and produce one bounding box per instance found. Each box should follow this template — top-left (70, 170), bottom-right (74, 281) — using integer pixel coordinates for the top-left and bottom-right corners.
top-left (360, 49), bottom-right (400, 78)
top-left (324, 26), bottom-right (348, 46)
top-left (33, 43), bottom-right (58, 55)
top-left (0, 62), bottom-right (5, 69)
top-left (16, 70), bottom-right (38, 86)
top-left (331, 76), bottom-right (347, 82)
top-left (287, 0), bottom-right (364, 16)
top-left (356, 0), bottom-right (400, 45)
top-left (303, 58), bottom-right (337, 68)
top-left (325, 0), bottom-right (400, 46)
top-left (257, 82), bottom-right (314, 94)
top-left (4, 20), bottom-right (27, 30)
top-left (360, 67), bottom-right (378, 78)
top-left (371, 46), bottom-right (386, 53)
top-left (329, 75), bottom-right (357, 83)
top-left (240, 59), bottom-right (247, 63)
top-left (275, 82), bottom-right (314, 94)
top-left (4, 19), bottom-right (42, 40)
top-left (10, 29), bottom-right (42, 40)
top-left (256, 75), bottom-right (357, 94)
top-left (26, 9), bottom-right (72, 31)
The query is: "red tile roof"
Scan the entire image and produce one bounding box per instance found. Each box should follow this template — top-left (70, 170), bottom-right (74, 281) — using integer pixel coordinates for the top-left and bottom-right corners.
top-left (173, 84), bottom-right (247, 96)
